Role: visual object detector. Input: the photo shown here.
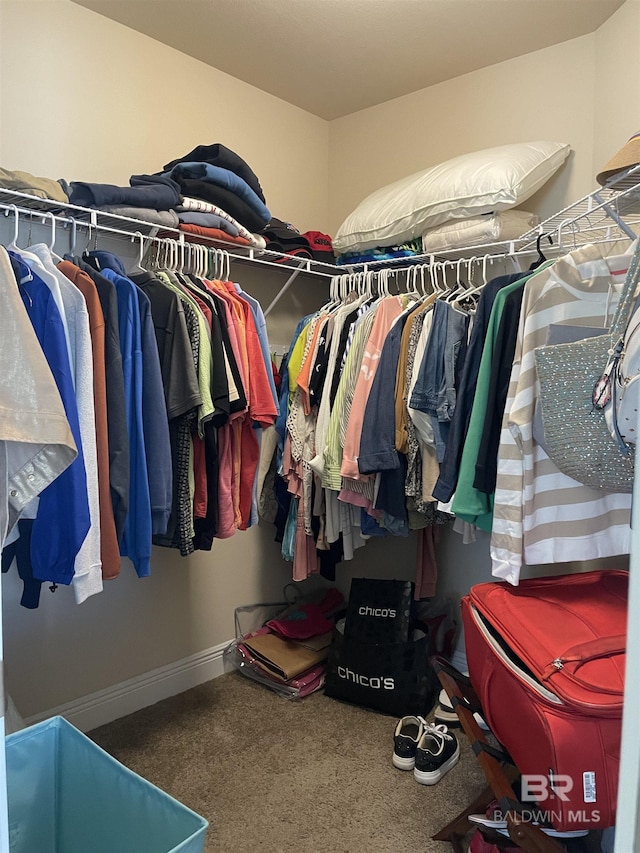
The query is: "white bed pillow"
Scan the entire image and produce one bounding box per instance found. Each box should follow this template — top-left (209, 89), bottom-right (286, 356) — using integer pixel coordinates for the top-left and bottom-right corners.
top-left (333, 141), bottom-right (570, 255)
top-left (421, 209), bottom-right (539, 253)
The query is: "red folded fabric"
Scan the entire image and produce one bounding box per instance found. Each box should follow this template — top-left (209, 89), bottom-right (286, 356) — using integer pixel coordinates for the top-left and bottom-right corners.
top-left (266, 603), bottom-right (334, 640)
top-left (179, 223), bottom-right (251, 246)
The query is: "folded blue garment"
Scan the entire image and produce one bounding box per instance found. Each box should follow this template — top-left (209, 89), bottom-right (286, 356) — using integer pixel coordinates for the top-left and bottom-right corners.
top-left (177, 211), bottom-right (240, 235)
top-left (165, 162), bottom-right (270, 222)
top-left (66, 174), bottom-right (181, 210)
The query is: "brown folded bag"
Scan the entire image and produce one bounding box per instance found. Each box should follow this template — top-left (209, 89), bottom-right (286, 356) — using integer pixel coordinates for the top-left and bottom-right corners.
top-left (242, 631), bottom-right (332, 682)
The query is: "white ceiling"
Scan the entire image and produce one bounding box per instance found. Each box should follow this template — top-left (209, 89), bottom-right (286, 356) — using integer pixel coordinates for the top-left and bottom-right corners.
top-left (71, 0), bottom-right (625, 120)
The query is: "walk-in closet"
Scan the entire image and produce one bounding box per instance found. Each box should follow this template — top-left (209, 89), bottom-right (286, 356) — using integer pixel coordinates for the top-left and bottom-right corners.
top-left (1, 2), bottom-right (639, 852)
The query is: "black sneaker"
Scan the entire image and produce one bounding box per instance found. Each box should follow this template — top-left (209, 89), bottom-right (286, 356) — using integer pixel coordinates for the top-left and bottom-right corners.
top-left (413, 724), bottom-right (460, 785)
top-left (392, 715), bottom-right (426, 770)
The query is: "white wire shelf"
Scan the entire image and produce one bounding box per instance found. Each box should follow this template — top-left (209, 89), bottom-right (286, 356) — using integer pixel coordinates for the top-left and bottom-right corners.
top-left (0, 187), bottom-right (338, 279)
top-left (2, 163), bottom-right (640, 285)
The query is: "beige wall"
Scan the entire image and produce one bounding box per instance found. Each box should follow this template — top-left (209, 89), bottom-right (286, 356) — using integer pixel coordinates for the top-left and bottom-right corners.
top-left (1, 0), bottom-right (640, 718)
top-left (328, 7), bottom-right (640, 653)
top-left (328, 35), bottom-right (597, 236)
top-left (0, 0), bottom-right (332, 719)
top-left (0, 0), bottom-right (330, 236)
top-left (593, 0), bottom-right (640, 174)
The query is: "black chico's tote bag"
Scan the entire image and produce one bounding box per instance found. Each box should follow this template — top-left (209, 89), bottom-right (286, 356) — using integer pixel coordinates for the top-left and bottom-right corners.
top-left (343, 578), bottom-right (414, 644)
top-left (324, 620), bottom-right (438, 717)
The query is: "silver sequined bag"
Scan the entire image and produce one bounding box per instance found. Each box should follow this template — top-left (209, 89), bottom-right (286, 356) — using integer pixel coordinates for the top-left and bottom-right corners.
top-left (533, 244), bottom-right (640, 493)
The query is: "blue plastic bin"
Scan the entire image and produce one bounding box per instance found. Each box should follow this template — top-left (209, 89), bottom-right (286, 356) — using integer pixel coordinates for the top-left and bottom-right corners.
top-left (5, 716), bottom-right (208, 853)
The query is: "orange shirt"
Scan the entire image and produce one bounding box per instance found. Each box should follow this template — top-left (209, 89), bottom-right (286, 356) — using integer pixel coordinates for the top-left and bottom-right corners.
top-left (58, 261), bottom-right (121, 579)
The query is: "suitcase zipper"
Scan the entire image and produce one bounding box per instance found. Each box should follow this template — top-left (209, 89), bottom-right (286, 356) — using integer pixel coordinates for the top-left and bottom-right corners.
top-left (470, 605), bottom-right (563, 705)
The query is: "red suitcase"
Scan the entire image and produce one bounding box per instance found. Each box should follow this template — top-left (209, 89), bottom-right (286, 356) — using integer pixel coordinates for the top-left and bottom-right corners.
top-left (461, 569), bottom-right (627, 832)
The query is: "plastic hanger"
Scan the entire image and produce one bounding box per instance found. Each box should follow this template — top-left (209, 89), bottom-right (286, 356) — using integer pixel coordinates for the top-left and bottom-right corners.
top-left (44, 212), bottom-right (59, 257)
top-left (451, 257), bottom-right (473, 309)
top-left (342, 272), bottom-right (353, 302)
top-left (165, 238), bottom-right (177, 272)
top-left (453, 257), bottom-right (468, 300)
top-left (529, 231), bottom-right (553, 270)
top-left (428, 257), bottom-right (439, 296)
top-left (365, 269), bottom-right (375, 301)
top-left (351, 271), bottom-right (362, 298)
top-left (68, 218), bottom-right (77, 257)
top-left (211, 248), bottom-right (219, 279)
top-left (420, 265), bottom-right (432, 298)
top-left (481, 253), bottom-right (491, 286)
top-left (406, 265), bottom-right (420, 299)
top-left (442, 258), bottom-right (465, 302)
top-left (453, 256), bottom-right (484, 310)
top-left (2, 206), bottom-right (35, 284)
top-left (322, 274), bottom-right (340, 311)
top-left (222, 250), bottom-right (231, 282)
top-left (129, 231), bottom-right (146, 274)
top-left (378, 269), bottom-right (389, 298)
top-left (430, 259), bottom-right (442, 296)
top-left (194, 245), bottom-right (202, 278)
top-left (439, 261), bottom-right (451, 296)
top-left (4, 204), bottom-right (20, 251)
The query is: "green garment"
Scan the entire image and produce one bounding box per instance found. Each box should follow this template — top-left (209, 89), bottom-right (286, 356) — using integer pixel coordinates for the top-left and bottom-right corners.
top-left (451, 264), bottom-right (552, 529)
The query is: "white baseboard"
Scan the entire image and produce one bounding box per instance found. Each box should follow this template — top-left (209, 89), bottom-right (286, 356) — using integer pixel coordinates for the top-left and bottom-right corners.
top-left (25, 640), bottom-right (232, 733)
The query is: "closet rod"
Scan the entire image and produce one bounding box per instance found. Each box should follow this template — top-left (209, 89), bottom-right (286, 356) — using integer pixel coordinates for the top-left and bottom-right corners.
top-left (341, 235), bottom-right (637, 295)
top-left (0, 201), bottom-right (159, 247)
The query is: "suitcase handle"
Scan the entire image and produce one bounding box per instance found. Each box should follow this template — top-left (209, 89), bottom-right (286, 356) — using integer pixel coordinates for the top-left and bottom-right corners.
top-left (541, 635), bottom-right (626, 695)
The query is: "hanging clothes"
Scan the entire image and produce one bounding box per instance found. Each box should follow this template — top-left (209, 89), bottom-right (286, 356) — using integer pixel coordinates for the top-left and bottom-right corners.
top-left (58, 260), bottom-right (121, 580)
top-left (21, 245), bottom-right (103, 603)
top-left (491, 243), bottom-right (634, 584)
top-left (0, 245), bottom-right (77, 572)
top-left (5, 252), bottom-right (90, 597)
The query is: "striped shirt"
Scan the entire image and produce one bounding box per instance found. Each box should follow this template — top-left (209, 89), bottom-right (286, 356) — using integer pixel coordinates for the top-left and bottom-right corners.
top-left (491, 243), bottom-right (634, 584)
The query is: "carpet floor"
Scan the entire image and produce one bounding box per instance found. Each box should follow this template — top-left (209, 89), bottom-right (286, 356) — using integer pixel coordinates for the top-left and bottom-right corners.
top-left (89, 671), bottom-right (489, 853)
top-left (89, 672), bottom-right (606, 853)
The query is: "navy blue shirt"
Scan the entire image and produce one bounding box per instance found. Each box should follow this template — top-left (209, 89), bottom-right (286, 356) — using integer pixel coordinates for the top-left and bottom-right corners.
top-left (432, 273), bottom-right (524, 502)
top-left (69, 256), bottom-right (130, 543)
top-left (358, 316), bottom-right (406, 474)
top-left (99, 262), bottom-right (152, 578)
top-left (136, 288), bottom-right (173, 535)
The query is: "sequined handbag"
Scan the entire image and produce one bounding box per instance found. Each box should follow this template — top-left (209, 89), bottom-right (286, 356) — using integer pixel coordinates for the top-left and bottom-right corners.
top-left (533, 243), bottom-right (640, 493)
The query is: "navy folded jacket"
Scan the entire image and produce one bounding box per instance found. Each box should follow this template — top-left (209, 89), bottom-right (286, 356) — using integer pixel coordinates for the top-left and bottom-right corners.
top-left (165, 162), bottom-right (270, 223)
top-left (66, 173), bottom-right (181, 210)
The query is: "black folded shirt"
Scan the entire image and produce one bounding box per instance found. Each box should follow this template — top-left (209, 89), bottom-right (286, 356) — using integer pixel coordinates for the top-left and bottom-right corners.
top-left (163, 142), bottom-right (266, 204)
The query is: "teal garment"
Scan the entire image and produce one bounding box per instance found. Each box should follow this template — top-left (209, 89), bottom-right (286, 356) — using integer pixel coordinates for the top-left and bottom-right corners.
top-left (451, 264), bottom-right (552, 529)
